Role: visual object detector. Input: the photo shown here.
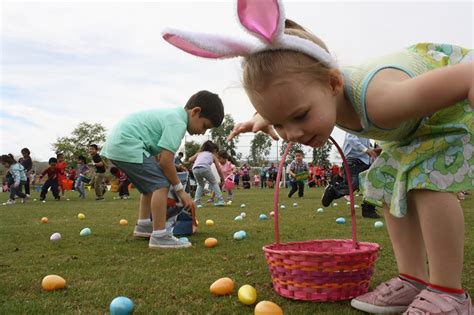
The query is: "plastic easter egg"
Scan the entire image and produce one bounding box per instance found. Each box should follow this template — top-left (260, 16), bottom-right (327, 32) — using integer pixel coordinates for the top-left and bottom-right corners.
top-left (234, 215), bottom-right (243, 221)
top-left (259, 214), bottom-right (268, 220)
top-left (374, 221), bottom-right (384, 228)
top-left (238, 284), bottom-right (257, 305)
top-left (240, 212), bottom-right (246, 218)
top-left (66, 198), bottom-right (70, 201)
top-left (119, 219), bottom-right (128, 225)
top-left (110, 296), bottom-right (134, 315)
top-left (269, 211), bottom-right (275, 216)
top-left (41, 217), bottom-right (48, 223)
top-left (233, 231), bottom-right (246, 240)
top-left (77, 213), bottom-right (86, 220)
top-left (50, 232), bottom-right (61, 241)
top-left (41, 275), bottom-right (66, 291)
top-left (280, 205), bottom-right (285, 209)
top-left (332, 202), bottom-right (338, 207)
top-left (254, 301), bottom-right (283, 315)
top-left (354, 205), bottom-right (360, 208)
top-left (179, 237), bottom-right (189, 243)
top-left (240, 203), bottom-right (246, 208)
top-left (205, 219), bottom-right (214, 226)
top-left (210, 277), bottom-right (234, 296)
top-left (316, 208), bottom-right (324, 213)
top-left (196, 220), bottom-right (199, 225)
top-left (336, 217), bottom-right (346, 224)
top-left (42, 200), bottom-right (46, 203)
top-left (80, 227), bottom-right (91, 236)
top-left (346, 201), bottom-right (351, 205)
top-left (34, 198), bottom-right (37, 201)
top-left (292, 202), bottom-right (298, 207)
top-left (205, 237), bottom-right (218, 248)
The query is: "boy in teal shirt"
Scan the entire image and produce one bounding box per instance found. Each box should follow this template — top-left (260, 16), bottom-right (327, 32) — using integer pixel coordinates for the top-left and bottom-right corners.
top-left (101, 90), bottom-right (224, 249)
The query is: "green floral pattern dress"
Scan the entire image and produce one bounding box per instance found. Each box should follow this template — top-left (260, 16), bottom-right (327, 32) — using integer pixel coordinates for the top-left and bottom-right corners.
top-left (340, 43), bottom-right (473, 217)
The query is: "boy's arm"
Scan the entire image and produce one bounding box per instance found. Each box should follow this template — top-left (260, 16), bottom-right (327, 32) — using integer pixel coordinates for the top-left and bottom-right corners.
top-left (366, 61), bottom-right (474, 128)
top-left (159, 150), bottom-right (194, 209)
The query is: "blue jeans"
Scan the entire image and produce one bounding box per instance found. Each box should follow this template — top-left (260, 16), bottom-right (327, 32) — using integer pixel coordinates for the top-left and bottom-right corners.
top-left (75, 177), bottom-right (86, 198)
top-left (9, 181), bottom-right (27, 200)
top-left (193, 167), bottom-right (223, 203)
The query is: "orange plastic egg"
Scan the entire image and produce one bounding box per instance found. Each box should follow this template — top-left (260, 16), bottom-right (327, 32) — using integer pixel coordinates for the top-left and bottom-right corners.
top-left (205, 237), bottom-right (218, 248)
top-left (41, 217), bottom-right (48, 223)
top-left (254, 301), bottom-right (284, 315)
top-left (41, 275), bottom-right (66, 291)
top-left (210, 277), bottom-right (234, 296)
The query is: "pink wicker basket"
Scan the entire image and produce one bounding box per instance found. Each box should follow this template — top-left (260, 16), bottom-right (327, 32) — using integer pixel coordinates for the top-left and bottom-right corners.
top-left (263, 137), bottom-right (380, 302)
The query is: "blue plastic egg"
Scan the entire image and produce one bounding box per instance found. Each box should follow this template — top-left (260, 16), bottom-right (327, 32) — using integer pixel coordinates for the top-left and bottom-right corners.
top-left (234, 215), bottom-right (243, 221)
top-left (374, 221), bottom-right (384, 228)
top-left (79, 227), bottom-right (91, 236)
top-left (110, 296), bottom-right (134, 315)
top-left (179, 237), bottom-right (189, 243)
top-left (259, 214), bottom-right (268, 220)
top-left (336, 217), bottom-right (346, 224)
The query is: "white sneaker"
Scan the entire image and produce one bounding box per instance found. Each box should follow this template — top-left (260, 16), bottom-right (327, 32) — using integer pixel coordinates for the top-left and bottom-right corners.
top-left (5, 199), bottom-right (16, 205)
top-left (149, 232), bottom-right (191, 249)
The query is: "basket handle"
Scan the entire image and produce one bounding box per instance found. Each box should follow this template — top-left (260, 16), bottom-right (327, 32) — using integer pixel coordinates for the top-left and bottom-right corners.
top-left (272, 137), bottom-right (359, 249)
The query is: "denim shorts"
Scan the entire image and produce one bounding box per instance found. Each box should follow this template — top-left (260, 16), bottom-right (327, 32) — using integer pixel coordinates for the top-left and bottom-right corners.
top-left (110, 155), bottom-right (170, 193)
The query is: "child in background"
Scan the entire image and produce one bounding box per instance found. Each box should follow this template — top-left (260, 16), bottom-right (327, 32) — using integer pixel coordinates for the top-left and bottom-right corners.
top-left (0, 154), bottom-right (28, 204)
top-left (189, 140), bottom-right (225, 208)
top-left (233, 169), bottom-right (241, 188)
top-left (110, 167), bottom-right (130, 199)
top-left (191, 2), bottom-right (474, 313)
top-left (19, 148), bottom-right (33, 196)
top-left (75, 155), bottom-right (89, 199)
top-left (56, 152), bottom-right (67, 197)
top-left (39, 157), bottom-right (60, 201)
top-left (89, 144), bottom-right (107, 201)
top-left (217, 150), bottom-right (235, 205)
top-left (101, 90), bottom-right (224, 249)
top-left (287, 150), bottom-right (308, 198)
top-left (253, 173), bottom-right (260, 187)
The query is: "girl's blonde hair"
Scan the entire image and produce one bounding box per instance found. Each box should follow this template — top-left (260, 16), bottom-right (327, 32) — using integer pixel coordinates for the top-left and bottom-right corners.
top-left (242, 19), bottom-right (335, 96)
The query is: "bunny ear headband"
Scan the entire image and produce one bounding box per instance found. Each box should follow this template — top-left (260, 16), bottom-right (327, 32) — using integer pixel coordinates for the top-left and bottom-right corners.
top-left (162, 0), bottom-right (337, 68)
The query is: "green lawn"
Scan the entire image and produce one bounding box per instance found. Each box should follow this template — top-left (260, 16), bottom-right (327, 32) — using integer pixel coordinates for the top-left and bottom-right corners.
top-left (0, 187), bottom-right (472, 314)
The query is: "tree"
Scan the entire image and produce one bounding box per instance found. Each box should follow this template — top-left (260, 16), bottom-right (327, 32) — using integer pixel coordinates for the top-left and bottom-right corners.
top-left (312, 141), bottom-right (333, 166)
top-left (210, 114), bottom-right (240, 164)
top-left (248, 132), bottom-right (272, 166)
top-left (279, 140), bottom-right (303, 163)
top-left (52, 122), bottom-right (106, 165)
top-left (184, 140), bottom-right (200, 161)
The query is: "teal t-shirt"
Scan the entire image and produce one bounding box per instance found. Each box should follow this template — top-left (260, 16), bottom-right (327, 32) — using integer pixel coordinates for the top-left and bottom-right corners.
top-left (101, 108), bottom-right (188, 163)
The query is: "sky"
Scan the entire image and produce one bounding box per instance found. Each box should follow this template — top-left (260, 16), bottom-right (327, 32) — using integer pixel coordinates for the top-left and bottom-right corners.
top-left (1, 0), bottom-right (473, 162)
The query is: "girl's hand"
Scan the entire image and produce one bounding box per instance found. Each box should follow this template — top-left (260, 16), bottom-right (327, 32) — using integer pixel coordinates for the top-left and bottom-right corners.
top-left (227, 113), bottom-right (279, 141)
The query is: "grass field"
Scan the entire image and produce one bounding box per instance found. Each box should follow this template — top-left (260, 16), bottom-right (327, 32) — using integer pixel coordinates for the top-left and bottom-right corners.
top-left (0, 187), bottom-right (472, 314)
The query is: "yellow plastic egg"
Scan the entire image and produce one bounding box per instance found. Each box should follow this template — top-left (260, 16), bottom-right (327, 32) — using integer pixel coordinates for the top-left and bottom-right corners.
top-left (205, 219), bottom-right (214, 226)
top-left (254, 301), bottom-right (284, 315)
top-left (42, 275), bottom-right (66, 291)
top-left (77, 213), bottom-right (86, 220)
top-left (210, 277), bottom-right (234, 296)
top-left (205, 237), bottom-right (218, 248)
top-left (119, 219), bottom-right (128, 225)
top-left (238, 284), bottom-right (257, 305)
top-left (41, 217), bottom-right (48, 223)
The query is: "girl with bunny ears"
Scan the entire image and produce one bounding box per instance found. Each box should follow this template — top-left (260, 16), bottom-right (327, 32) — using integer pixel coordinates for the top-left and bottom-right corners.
top-left (163, 0), bottom-right (473, 313)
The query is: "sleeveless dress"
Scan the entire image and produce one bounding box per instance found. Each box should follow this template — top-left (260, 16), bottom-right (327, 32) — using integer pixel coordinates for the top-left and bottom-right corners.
top-left (339, 43), bottom-right (473, 217)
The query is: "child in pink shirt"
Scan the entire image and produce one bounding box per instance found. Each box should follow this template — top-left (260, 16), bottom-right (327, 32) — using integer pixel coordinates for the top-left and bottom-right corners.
top-left (218, 150), bottom-right (235, 205)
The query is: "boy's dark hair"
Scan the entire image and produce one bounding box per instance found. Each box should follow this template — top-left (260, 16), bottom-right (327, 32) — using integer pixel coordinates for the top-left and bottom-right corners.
top-left (110, 167), bottom-right (119, 175)
top-left (0, 154), bottom-right (16, 165)
top-left (294, 149), bottom-right (304, 156)
top-left (200, 140), bottom-right (219, 153)
top-left (78, 155), bottom-right (87, 163)
top-left (56, 152), bottom-right (63, 158)
top-left (21, 148), bottom-right (30, 155)
top-left (185, 90), bottom-right (224, 127)
top-left (218, 150), bottom-right (229, 159)
top-left (90, 144), bottom-right (98, 150)
top-left (178, 152), bottom-right (184, 157)
top-left (48, 157), bottom-right (58, 164)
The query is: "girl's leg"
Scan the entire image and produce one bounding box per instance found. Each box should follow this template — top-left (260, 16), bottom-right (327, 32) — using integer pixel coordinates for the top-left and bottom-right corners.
top-left (203, 169), bottom-right (223, 201)
top-left (193, 170), bottom-right (205, 204)
top-left (227, 189), bottom-right (233, 201)
top-left (412, 189), bottom-right (464, 289)
top-left (383, 191), bottom-right (428, 282)
top-left (15, 182), bottom-right (27, 199)
top-left (25, 177), bottom-right (30, 195)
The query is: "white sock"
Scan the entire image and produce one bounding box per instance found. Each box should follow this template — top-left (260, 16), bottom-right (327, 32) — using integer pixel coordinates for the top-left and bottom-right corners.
top-left (152, 229), bottom-right (167, 237)
top-left (137, 218), bottom-right (151, 226)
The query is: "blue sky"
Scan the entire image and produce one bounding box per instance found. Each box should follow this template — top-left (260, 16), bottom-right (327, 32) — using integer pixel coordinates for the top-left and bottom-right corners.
top-left (1, 0), bottom-right (472, 162)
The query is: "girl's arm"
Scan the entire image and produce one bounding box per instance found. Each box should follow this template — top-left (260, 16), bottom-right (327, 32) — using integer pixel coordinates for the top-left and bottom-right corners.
top-left (187, 153), bottom-right (198, 163)
top-left (213, 155), bottom-right (225, 182)
top-left (366, 62), bottom-right (473, 128)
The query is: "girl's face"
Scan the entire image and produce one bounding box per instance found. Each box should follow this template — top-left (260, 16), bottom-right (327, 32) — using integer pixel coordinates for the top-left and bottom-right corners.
top-left (1, 162), bottom-right (10, 169)
top-left (218, 157), bottom-right (227, 164)
top-left (249, 74), bottom-right (338, 147)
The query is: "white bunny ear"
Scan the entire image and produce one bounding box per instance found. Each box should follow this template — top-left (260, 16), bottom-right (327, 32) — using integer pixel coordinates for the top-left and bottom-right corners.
top-left (162, 27), bottom-right (254, 59)
top-left (237, 0), bottom-right (285, 44)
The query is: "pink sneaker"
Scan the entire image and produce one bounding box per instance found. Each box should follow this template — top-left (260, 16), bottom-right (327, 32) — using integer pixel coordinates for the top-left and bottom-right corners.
top-left (404, 289), bottom-right (472, 315)
top-left (351, 277), bottom-right (422, 313)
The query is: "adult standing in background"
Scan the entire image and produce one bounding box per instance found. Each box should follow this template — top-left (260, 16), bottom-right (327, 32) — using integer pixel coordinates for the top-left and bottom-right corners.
top-left (19, 148), bottom-right (33, 196)
top-left (89, 144), bottom-right (106, 200)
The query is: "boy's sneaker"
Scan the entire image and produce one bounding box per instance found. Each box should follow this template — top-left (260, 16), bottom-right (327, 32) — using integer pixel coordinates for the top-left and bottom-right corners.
top-left (133, 224), bottom-right (153, 238)
top-left (149, 232), bottom-right (191, 249)
top-left (321, 185), bottom-right (339, 207)
top-left (5, 199), bottom-right (16, 205)
top-left (404, 290), bottom-right (472, 315)
top-left (214, 200), bottom-right (226, 207)
top-left (351, 277), bottom-right (421, 313)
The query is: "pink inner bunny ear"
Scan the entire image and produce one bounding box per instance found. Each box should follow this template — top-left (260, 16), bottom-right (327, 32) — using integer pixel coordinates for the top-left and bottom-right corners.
top-left (238, 0), bottom-right (282, 43)
top-left (163, 33), bottom-right (224, 59)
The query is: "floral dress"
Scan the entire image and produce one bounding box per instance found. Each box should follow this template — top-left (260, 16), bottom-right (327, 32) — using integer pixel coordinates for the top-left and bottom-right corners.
top-left (339, 43), bottom-right (473, 217)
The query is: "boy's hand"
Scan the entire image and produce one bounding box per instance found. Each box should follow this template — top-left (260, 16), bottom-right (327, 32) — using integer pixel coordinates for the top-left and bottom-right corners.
top-left (177, 190), bottom-right (195, 210)
top-left (227, 113), bottom-right (279, 141)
